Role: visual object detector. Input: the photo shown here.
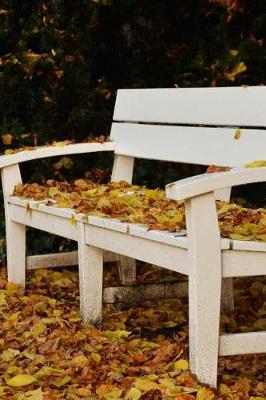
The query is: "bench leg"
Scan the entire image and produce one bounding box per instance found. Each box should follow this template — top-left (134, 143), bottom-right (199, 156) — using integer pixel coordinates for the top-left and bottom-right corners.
top-left (1, 164), bottom-right (26, 287)
top-left (189, 272), bottom-right (221, 388)
top-left (118, 256), bottom-right (136, 285)
top-left (6, 220), bottom-right (26, 287)
top-left (185, 194), bottom-right (221, 388)
top-left (78, 224), bottom-right (103, 326)
top-left (221, 278), bottom-right (234, 313)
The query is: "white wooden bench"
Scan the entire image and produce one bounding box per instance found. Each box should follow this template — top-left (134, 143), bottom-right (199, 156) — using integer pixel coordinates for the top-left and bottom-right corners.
top-left (1, 86), bottom-right (266, 387)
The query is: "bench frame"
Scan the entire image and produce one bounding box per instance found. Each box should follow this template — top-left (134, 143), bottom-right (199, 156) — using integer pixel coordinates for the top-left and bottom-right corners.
top-left (1, 86), bottom-right (266, 388)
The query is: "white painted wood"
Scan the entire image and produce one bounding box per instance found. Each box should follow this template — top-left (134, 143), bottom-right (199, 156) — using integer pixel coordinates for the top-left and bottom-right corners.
top-left (166, 167), bottom-right (266, 200)
top-left (10, 204), bottom-right (79, 241)
top-left (111, 154), bottom-right (134, 183)
top-left (87, 216), bottom-right (128, 233)
top-left (27, 251), bottom-right (79, 269)
top-left (221, 279), bottom-right (234, 313)
top-left (111, 124), bottom-right (266, 167)
top-left (222, 250), bottom-right (266, 277)
top-left (118, 256), bottom-right (136, 285)
top-left (84, 224), bottom-right (190, 275)
top-left (128, 224), bottom-right (230, 250)
top-left (103, 280), bottom-right (188, 303)
top-left (7, 201), bottom-right (231, 251)
top-left (215, 187), bottom-right (235, 313)
top-left (214, 187), bottom-right (231, 201)
top-left (0, 142), bottom-right (115, 168)
top-left (26, 250), bottom-right (119, 270)
top-left (219, 332), bottom-right (266, 356)
top-left (111, 154), bottom-right (136, 285)
top-left (114, 87), bottom-right (266, 126)
top-left (185, 193), bottom-right (221, 388)
top-left (1, 165), bottom-right (26, 286)
top-left (231, 239), bottom-right (266, 252)
top-left (9, 196), bottom-right (84, 221)
top-left (78, 222), bottom-right (103, 325)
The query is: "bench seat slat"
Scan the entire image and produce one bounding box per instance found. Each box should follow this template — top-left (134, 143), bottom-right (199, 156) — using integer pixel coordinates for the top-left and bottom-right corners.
top-left (231, 239), bottom-right (266, 252)
top-left (111, 123), bottom-right (266, 167)
top-left (114, 87), bottom-right (266, 127)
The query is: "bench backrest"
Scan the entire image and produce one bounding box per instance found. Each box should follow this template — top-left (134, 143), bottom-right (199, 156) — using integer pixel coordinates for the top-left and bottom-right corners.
top-left (110, 87), bottom-right (266, 168)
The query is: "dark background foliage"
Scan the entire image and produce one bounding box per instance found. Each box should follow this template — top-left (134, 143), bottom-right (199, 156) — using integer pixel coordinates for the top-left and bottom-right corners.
top-left (0, 0), bottom-right (265, 255)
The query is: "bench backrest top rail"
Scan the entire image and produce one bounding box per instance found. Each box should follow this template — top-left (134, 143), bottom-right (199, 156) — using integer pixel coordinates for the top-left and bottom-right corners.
top-left (114, 87), bottom-right (266, 127)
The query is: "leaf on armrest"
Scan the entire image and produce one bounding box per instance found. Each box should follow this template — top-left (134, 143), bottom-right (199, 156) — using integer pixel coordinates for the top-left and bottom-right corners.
top-left (245, 160), bottom-right (266, 168)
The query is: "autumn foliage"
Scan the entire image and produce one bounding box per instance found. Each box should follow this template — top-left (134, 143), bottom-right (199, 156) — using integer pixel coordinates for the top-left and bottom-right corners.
top-left (0, 265), bottom-right (265, 399)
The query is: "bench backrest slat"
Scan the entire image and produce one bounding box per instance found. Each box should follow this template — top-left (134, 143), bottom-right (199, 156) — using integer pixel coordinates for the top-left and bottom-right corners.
top-left (114, 87), bottom-right (266, 127)
top-left (111, 123), bottom-right (266, 167)
top-left (111, 87), bottom-right (266, 168)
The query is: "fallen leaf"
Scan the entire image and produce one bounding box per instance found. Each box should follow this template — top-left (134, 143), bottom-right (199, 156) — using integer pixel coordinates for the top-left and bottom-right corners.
top-left (7, 374), bottom-right (35, 387)
top-left (234, 128), bottom-right (241, 140)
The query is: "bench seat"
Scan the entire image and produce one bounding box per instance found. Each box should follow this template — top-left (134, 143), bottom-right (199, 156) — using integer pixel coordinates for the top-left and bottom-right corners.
top-left (9, 195), bottom-right (266, 252)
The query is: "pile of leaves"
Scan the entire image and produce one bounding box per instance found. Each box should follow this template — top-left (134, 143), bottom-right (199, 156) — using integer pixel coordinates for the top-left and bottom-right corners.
top-left (0, 264), bottom-right (265, 399)
top-left (13, 180), bottom-right (266, 242)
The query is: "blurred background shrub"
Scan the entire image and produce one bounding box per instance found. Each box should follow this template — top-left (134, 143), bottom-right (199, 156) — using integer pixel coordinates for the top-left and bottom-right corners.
top-left (0, 0), bottom-right (265, 256)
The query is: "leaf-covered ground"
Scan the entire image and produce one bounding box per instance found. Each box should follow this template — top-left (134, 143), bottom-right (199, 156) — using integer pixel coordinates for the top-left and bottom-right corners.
top-left (0, 264), bottom-right (265, 400)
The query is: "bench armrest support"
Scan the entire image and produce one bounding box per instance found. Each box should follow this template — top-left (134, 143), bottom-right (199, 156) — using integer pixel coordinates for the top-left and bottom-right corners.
top-left (166, 167), bottom-right (266, 201)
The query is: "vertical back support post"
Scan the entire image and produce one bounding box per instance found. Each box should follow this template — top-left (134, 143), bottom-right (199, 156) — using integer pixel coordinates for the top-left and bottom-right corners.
top-left (111, 155), bottom-right (137, 285)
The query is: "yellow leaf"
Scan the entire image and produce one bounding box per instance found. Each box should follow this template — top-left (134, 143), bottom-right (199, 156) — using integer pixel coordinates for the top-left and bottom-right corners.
top-left (219, 383), bottom-right (231, 395)
top-left (159, 377), bottom-right (176, 387)
top-left (54, 141), bottom-right (68, 147)
top-left (0, 293), bottom-right (7, 307)
top-left (71, 355), bottom-right (88, 365)
top-left (96, 385), bottom-right (122, 399)
top-left (173, 359), bottom-right (189, 371)
top-left (230, 49), bottom-right (238, 56)
top-left (70, 214), bottom-right (77, 225)
top-left (234, 128), bottom-right (241, 140)
top-left (196, 387), bottom-right (215, 400)
top-left (7, 374), bottom-right (35, 387)
top-left (91, 352), bottom-right (101, 362)
top-left (167, 386), bottom-right (198, 396)
top-left (253, 319), bottom-right (266, 330)
top-left (75, 387), bottom-right (91, 396)
top-left (53, 376), bottom-right (72, 388)
top-left (5, 149), bottom-right (15, 155)
top-left (31, 321), bottom-right (45, 337)
top-left (24, 388), bottom-right (43, 400)
top-left (60, 157), bottom-right (74, 169)
top-left (2, 133), bottom-right (13, 145)
top-left (125, 388), bottom-right (142, 400)
top-left (245, 160), bottom-right (266, 168)
top-left (1, 348), bottom-right (20, 361)
top-left (134, 379), bottom-right (159, 392)
top-left (104, 330), bottom-right (131, 341)
top-left (229, 233), bottom-right (252, 241)
top-left (6, 282), bottom-right (20, 292)
top-left (225, 62), bottom-right (247, 81)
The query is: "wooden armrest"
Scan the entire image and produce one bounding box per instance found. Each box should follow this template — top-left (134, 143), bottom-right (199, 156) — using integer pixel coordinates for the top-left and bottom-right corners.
top-left (166, 167), bottom-right (266, 201)
top-left (0, 142), bottom-right (115, 168)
